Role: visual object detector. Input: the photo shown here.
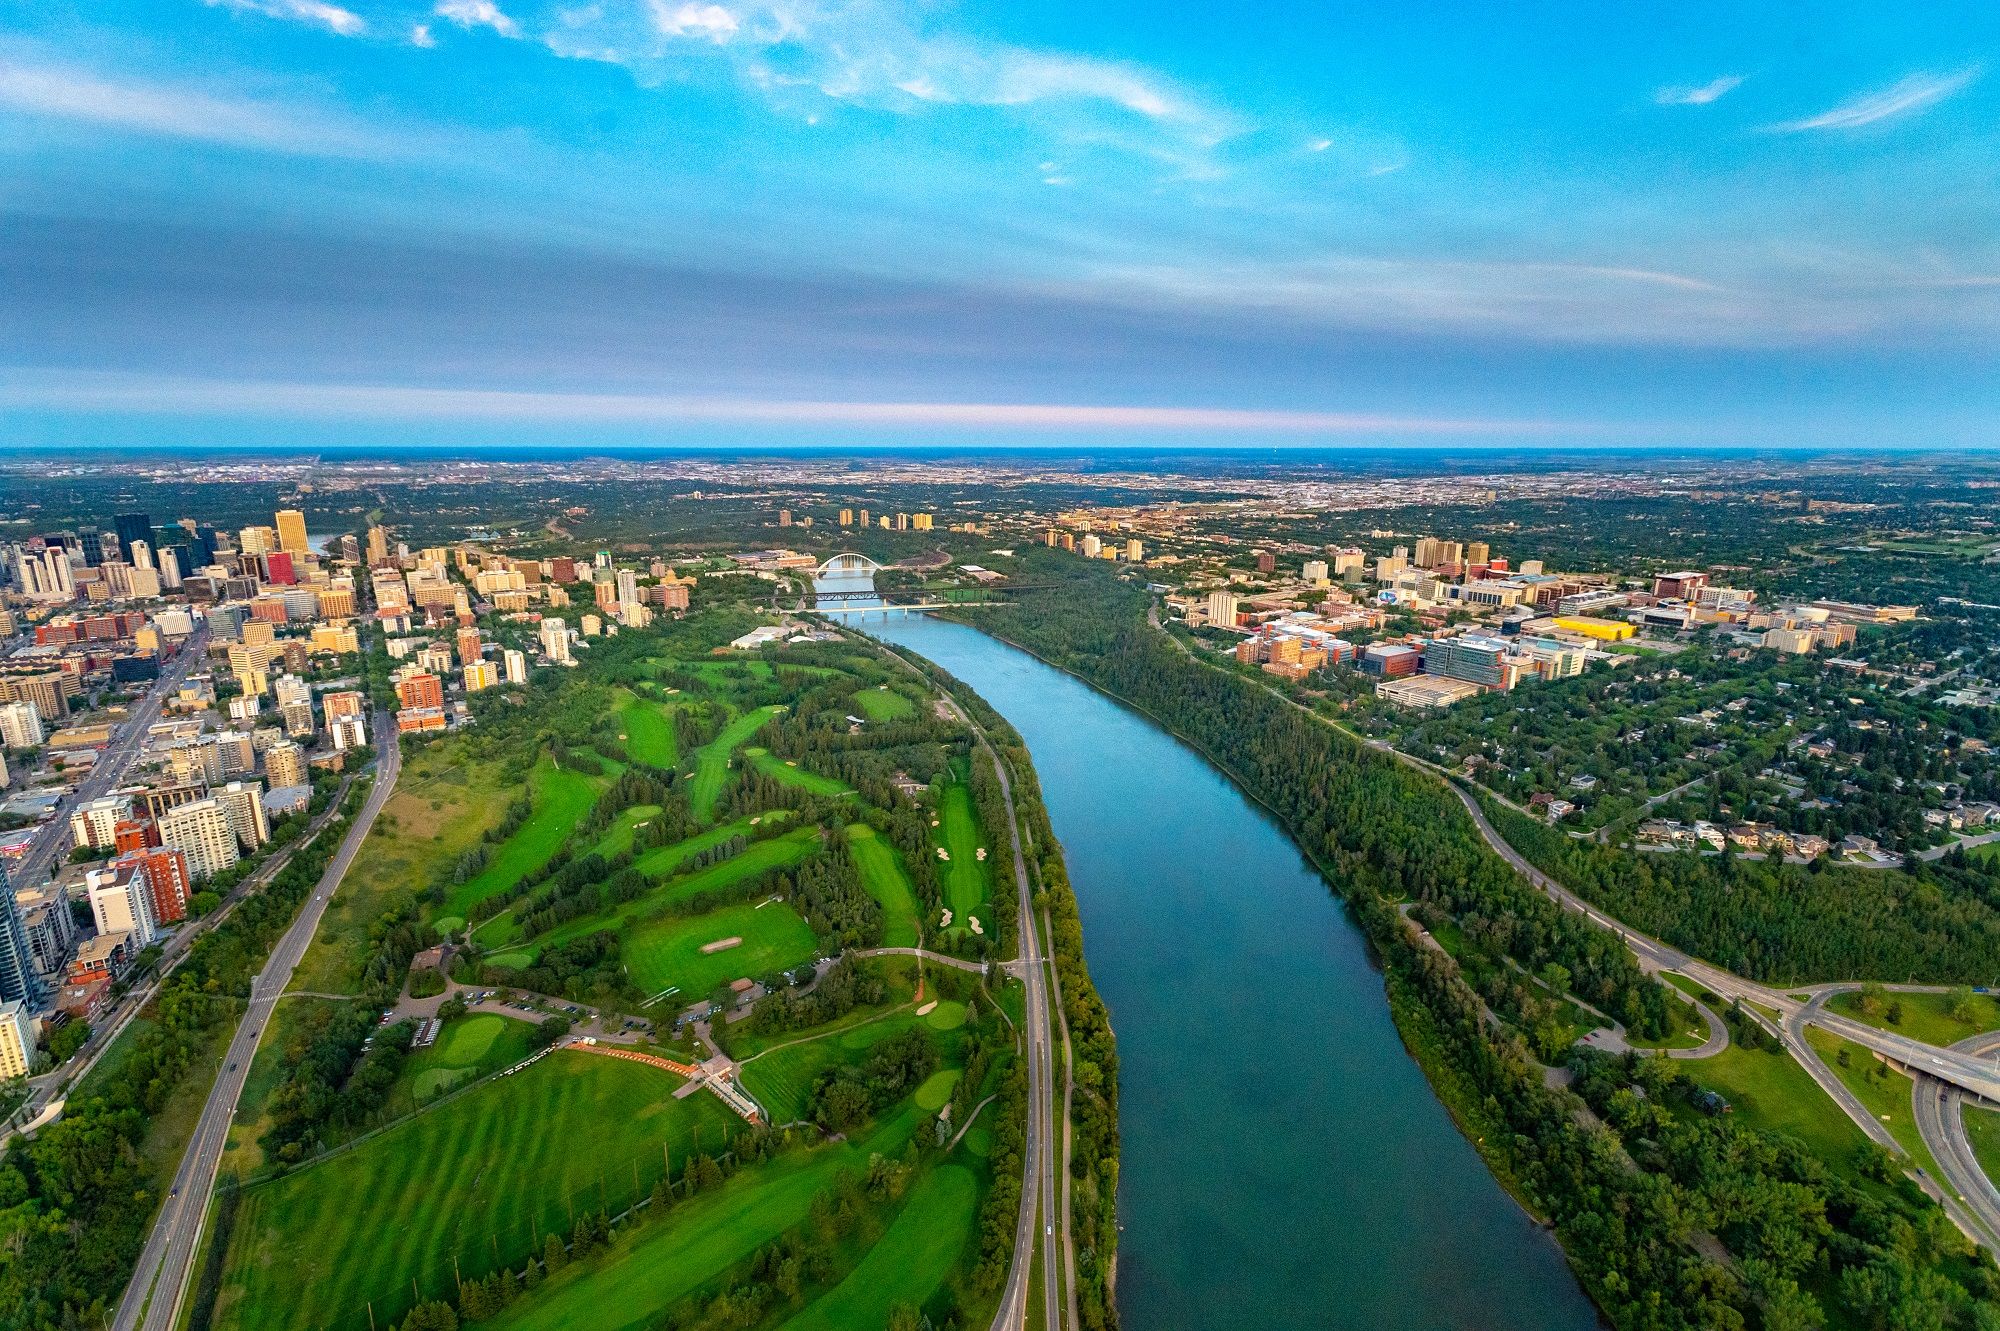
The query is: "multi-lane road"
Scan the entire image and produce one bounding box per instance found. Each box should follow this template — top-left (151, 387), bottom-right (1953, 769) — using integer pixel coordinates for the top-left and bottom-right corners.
top-left (113, 712), bottom-right (401, 1331)
top-left (11, 624), bottom-right (210, 891)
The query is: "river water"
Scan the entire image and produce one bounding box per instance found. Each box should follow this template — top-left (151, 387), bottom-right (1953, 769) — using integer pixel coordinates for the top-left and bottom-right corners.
top-left (821, 576), bottom-right (1599, 1331)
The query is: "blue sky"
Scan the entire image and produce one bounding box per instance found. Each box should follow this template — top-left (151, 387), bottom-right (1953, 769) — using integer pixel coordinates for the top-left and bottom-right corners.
top-left (0, 0), bottom-right (1995, 449)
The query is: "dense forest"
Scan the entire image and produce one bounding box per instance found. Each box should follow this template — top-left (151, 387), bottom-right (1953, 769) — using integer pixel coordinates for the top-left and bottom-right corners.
top-left (952, 557), bottom-right (2000, 1331)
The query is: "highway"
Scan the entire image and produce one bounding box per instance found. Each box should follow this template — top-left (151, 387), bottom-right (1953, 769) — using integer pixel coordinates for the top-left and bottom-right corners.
top-left (1917, 1031), bottom-right (2000, 1255)
top-left (112, 712), bottom-right (401, 1331)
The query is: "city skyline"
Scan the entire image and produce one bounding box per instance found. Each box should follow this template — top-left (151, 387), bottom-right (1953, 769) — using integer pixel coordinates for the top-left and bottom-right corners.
top-left (1, 2), bottom-right (1996, 449)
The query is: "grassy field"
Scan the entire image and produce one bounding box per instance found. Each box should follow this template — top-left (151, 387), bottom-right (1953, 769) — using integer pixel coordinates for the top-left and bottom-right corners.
top-left (690, 705), bottom-right (785, 820)
top-left (499, 825), bottom-right (824, 957)
top-left (1825, 988), bottom-right (2000, 1048)
top-left (291, 748), bottom-right (512, 992)
top-left (484, 1100), bottom-right (931, 1331)
top-left (445, 758), bottom-right (602, 918)
top-left (780, 1164), bottom-right (978, 1331)
top-left (740, 1010), bottom-right (922, 1124)
top-left (624, 898), bottom-right (820, 1000)
top-left (745, 746), bottom-right (853, 797)
top-left (616, 693), bottom-right (678, 767)
top-left (215, 1051), bottom-right (739, 1331)
top-left (852, 685), bottom-right (916, 722)
top-left (221, 997), bottom-right (348, 1176)
top-left (934, 776), bottom-right (993, 931)
top-left (1681, 1041), bottom-right (1873, 1168)
top-left (1805, 1028), bottom-right (1943, 1180)
top-left (388, 1012), bottom-right (543, 1112)
top-left (846, 823), bottom-right (920, 946)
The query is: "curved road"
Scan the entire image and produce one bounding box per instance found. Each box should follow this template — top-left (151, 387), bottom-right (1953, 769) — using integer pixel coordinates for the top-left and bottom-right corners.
top-left (113, 713), bottom-right (401, 1331)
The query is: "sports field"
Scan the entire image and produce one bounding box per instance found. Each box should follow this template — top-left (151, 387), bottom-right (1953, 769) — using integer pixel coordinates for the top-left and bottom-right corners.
top-left (780, 1165), bottom-right (978, 1331)
top-left (846, 823), bottom-right (920, 946)
top-left (624, 898), bottom-right (819, 998)
top-left (616, 693), bottom-right (678, 767)
top-left (746, 746), bottom-right (853, 797)
top-left (484, 1100), bottom-right (931, 1331)
top-left (690, 705), bottom-right (785, 819)
top-left (853, 685), bottom-right (917, 722)
top-left (934, 778), bottom-right (993, 929)
top-left (215, 1051), bottom-right (738, 1331)
top-left (446, 758), bottom-right (602, 916)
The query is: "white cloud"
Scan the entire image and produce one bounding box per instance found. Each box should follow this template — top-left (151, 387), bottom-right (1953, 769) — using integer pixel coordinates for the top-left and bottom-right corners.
top-left (204, 0), bottom-right (366, 36)
top-left (411, 22), bottom-right (436, 45)
top-left (436, 0), bottom-right (522, 37)
top-left (1769, 67), bottom-right (1981, 131)
top-left (649, 1), bottom-right (739, 41)
top-left (0, 370), bottom-right (1564, 438)
top-left (1655, 75), bottom-right (1742, 106)
top-left (0, 56), bottom-right (391, 156)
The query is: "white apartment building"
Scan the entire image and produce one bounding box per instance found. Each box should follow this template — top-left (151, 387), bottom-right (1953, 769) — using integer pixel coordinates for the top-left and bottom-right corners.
top-left (158, 798), bottom-right (242, 880)
top-left (0, 700), bottom-right (44, 749)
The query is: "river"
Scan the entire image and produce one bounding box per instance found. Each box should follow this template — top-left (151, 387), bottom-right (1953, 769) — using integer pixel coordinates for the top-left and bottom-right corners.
top-left (821, 577), bottom-right (1599, 1331)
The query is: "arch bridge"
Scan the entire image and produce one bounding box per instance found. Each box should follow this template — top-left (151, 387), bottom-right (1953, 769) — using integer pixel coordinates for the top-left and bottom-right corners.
top-left (815, 552), bottom-right (886, 576)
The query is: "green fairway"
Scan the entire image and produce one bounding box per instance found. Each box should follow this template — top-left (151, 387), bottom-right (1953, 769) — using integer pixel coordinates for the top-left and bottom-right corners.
top-left (1825, 987), bottom-right (2000, 1048)
top-left (521, 825), bottom-right (823, 955)
top-left (689, 704), bottom-right (785, 820)
top-left (446, 758), bottom-right (601, 917)
top-left (746, 746), bottom-right (853, 797)
top-left (388, 1013), bottom-right (543, 1112)
top-left (780, 1165), bottom-right (978, 1331)
top-left (215, 1051), bottom-right (739, 1331)
top-left (933, 777), bottom-right (993, 931)
top-left (616, 694), bottom-right (678, 767)
top-left (846, 823), bottom-right (920, 946)
top-left (624, 898), bottom-right (820, 999)
top-left (485, 1101), bottom-right (930, 1331)
top-left (629, 816), bottom-right (770, 877)
top-left (852, 685), bottom-right (917, 722)
top-left (588, 803), bottom-right (664, 862)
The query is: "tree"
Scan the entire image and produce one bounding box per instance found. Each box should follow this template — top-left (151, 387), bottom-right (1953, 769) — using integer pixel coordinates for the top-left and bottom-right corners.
top-left (398, 1302), bottom-right (458, 1331)
top-left (542, 1232), bottom-right (568, 1273)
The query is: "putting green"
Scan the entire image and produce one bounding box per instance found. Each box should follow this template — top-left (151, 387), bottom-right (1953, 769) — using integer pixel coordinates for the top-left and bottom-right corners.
top-left (914, 1069), bottom-right (960, 1111)
top-left (924, 1000), bottom-right (967, 1031)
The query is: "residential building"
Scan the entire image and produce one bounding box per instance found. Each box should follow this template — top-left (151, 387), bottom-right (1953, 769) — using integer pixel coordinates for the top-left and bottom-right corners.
top-left (0, 700), bottom-right (45, 749)
top-left (68, 796), bottom-right (128, 852)
top-left (464, 660), bottom-right (499, 692)
top-left (0, 1000), bottom-right (32, 1079)
top-left (0, 868), bottom-right (40, 1007)
top-left (324, 690), bottom-right (369, 750)
top-left (158, 799), bottom-right (241, 880)
top-left (265, 740), bottom-right (307, 789)
top-left (1205, 590), bottom-right (1241, 629)
top-left (89, 868), bottom-right (158, 948)
top-left (396, 672), bottom-right (444, 711)
top-left (217, 781), bottom-right (271, 850)
top-left (503, 648), bottom-right (528, 685)
top-left (540, 616), bottom-right (574, 664)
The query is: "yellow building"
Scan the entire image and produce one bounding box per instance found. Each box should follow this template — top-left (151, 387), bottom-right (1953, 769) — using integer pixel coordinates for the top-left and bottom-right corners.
top-left (275, 509), bottom-right (310, 556)
top-left (1551, 616), bottom-right (1636, 642)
